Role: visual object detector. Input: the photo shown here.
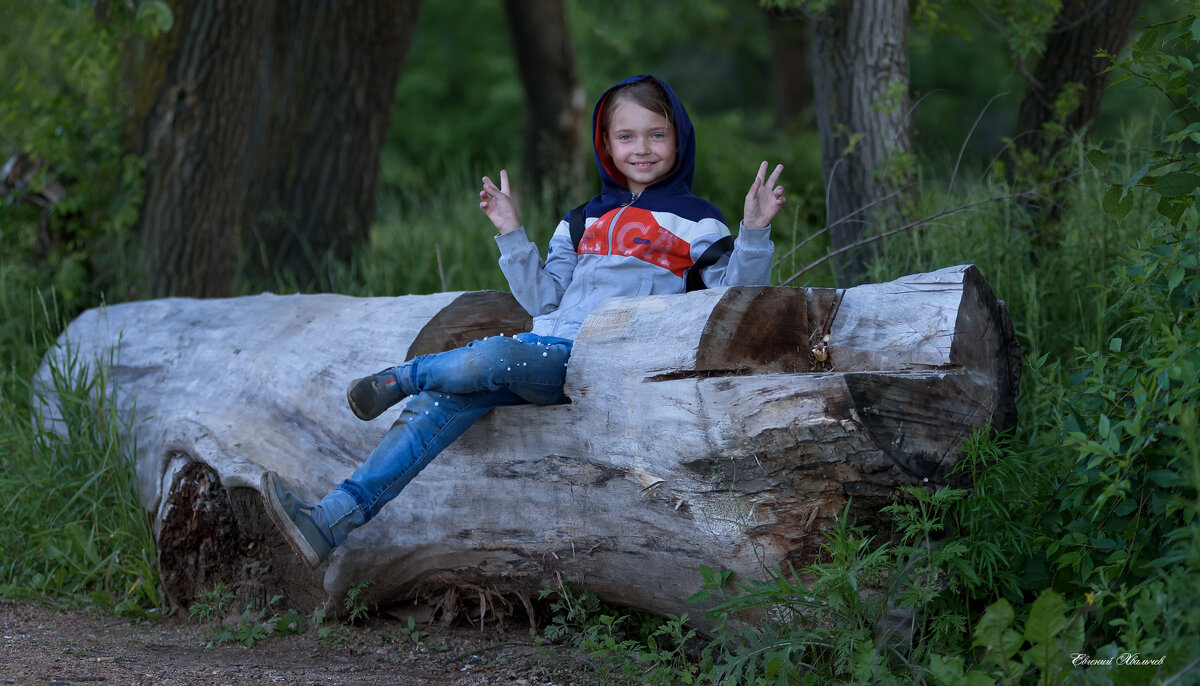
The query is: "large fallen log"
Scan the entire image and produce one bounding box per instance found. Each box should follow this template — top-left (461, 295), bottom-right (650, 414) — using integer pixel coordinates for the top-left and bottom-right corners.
top-left (35, 265), bottom-right (1019, 627)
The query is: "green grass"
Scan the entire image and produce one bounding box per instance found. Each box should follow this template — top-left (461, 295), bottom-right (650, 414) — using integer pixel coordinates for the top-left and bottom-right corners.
top-left (0, 282), bottom-right (159, 615)
top-left (855, 136), bottom-right (1158, 366)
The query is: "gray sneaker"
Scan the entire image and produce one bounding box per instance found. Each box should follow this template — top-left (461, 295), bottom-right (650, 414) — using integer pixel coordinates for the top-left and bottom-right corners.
top-left (346, 368), bottom-right (406, 421)
top-left (260, 471), bottom-right (335, 569)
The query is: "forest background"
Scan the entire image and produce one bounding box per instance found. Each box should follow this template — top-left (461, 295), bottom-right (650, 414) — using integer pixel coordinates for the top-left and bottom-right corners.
top-left (1, 0), bottom-right (1199, 684)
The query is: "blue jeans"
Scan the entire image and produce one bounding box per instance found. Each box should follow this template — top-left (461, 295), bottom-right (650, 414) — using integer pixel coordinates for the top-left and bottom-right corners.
top-left (315, 333), bottom-right (572, 545)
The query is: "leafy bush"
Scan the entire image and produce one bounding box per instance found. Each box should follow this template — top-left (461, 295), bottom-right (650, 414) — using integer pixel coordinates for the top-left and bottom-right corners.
top-left (927, 590), bottom-right (1087, 686)
top-left (0, 2), bottom-right (162, 310)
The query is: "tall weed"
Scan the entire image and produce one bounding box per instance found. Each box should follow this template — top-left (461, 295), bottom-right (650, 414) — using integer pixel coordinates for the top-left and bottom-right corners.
top-left (0, 293), bottom-right (159, 615)
top-left (868, 147), bottom-right (1156, 366)
top-left (693, 507), bottom-right (910, 685)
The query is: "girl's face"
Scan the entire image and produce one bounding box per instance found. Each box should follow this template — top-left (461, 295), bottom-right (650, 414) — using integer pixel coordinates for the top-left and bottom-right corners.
top-left (604, 101), bottom-right (675, 195)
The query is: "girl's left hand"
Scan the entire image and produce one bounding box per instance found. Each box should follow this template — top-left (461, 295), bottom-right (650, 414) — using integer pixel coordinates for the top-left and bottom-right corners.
top-left (743, 161), bottom-right (785, 229)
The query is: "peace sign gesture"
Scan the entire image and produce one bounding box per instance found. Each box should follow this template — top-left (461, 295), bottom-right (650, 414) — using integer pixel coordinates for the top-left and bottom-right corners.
top-left (480, 169), bottom-right (521, 235)
top-left (743, 161), bottom-right (785, 229)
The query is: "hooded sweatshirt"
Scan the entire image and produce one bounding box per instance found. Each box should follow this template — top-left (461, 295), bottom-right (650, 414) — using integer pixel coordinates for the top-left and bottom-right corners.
top-left (494, 74), bottom-right (774, 340)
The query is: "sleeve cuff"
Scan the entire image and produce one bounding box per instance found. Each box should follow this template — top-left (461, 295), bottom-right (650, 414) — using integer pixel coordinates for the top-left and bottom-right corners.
top-left (494, 226), bottom-right (530, 254)
top-left (737, 223), bottom-right (772, 245)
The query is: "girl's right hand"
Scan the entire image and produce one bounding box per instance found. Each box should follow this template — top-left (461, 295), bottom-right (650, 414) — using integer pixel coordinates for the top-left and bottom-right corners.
top-left (480, 169), bottom-right (521, 235)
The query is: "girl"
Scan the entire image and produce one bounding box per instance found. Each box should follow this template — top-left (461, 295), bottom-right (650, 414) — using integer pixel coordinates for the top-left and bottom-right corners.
top-left (263, 75), bottom-right (786, 568)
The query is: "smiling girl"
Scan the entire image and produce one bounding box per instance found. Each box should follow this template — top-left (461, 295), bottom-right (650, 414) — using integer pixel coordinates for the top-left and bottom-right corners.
top-left (263, 75), bottom-right (786, 569)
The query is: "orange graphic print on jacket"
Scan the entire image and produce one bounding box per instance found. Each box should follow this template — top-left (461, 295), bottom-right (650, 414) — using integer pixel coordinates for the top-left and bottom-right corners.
top-left (577, 207), bottom-right (693, 278)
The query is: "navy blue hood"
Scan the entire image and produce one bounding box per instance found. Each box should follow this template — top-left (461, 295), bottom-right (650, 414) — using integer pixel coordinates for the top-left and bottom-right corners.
top-left (583, 75), bottom-right (722, 223)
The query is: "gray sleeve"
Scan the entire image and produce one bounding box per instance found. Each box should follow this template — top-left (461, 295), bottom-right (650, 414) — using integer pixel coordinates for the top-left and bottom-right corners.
top-left (701, 224), bottom-right (774, 287)
top-left (495, 224), bottom-right (577, 317)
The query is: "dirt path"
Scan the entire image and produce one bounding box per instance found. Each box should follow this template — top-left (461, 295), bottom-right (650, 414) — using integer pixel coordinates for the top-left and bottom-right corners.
top-left (0, 599), bottom-right (602, 685)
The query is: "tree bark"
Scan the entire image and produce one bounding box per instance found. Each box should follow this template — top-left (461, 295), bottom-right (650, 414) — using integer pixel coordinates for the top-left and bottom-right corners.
top-left (768, 8), bottom-right (812, 129)
top-left (37, 266), bottom-right (1019, 627)
top-left (241, 0), bottom-right (421, 292)
top-left (133, 1), bottom-right (420, 298)
top-left (136, 0), bottom-right (272, 298)
top-left (502, 0), bottom-right (586, 204)
top-left (809, 0), bottom-right (913, 287)
top-left (1015, 0), bottom-right (1145, 167)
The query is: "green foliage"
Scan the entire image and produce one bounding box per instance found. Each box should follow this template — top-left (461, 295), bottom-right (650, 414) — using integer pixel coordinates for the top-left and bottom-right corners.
top-left (1103, 539), bottom-right (1200, 685)
top-left (192, 590), bottom-right (379, 653)
top-left (538, 579), bottom-right (607, 646)
top-left (944, 429), bottom-right (1046, 601)
top-left (332, 167), bottom-right (520, 298)
top-left (189, 589), bottom-right (310, 649)
top-left (398, 616), bottom-right (429, 648)
top-left (692, 509), bottom-right (910, 685)
top-left (1094, 6), bottom-right (1200, 229)
top-left (383, 0), bottom-right (825, 247)
top-left (571, 0), bottom-right (772, 117)
top-left (577, 613), bottom-right (702, 685)
top-left (0, 301), bottom-right (160, 615)
top-left (1023, 9), bottom-right (1200, 678)
top-left (870, 150), bottom-right (1145, 363)
top-left (963, 0), bottom-right (1061, 64)
top-left (691, 109), bottom-right (825, 235)
top-left (538, 579), bottom-right (701, 685)
top-left (1037, 221), bottom-right (1200, 672)
top-left (203, 607), bottom-right (268, 649)
top-left (758, 0), bottom-right (836, 13)
top-left (274, 607), bottom-right (308, 637)
top-left (686, 463), bottom-right (1041, 685)
top-left (927, 590), bottom-right (1086, 686)
top-left (345, 580), bottom-right (375, 624)
top-left (0, 2), bottom-right (160, 311)
top-left (383, 2), bottom-right (521, 194)
top-left (189, 583), bottom-right (236, 623)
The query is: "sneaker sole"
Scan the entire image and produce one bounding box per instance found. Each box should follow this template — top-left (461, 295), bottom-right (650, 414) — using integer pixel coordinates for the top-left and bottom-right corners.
top-left (260, 471), bottom-right (324, 570)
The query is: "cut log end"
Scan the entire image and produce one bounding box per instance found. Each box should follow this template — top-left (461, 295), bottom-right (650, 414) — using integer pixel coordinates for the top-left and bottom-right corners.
top-left (157, 460), bottom-right (325, 613)
top-left (696, 286), bottom-right (838, 374)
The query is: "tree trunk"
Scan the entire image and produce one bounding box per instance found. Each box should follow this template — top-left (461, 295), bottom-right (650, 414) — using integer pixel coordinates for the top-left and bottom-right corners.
top-left (133, 1), bottom-right (419, 297)
top-left (768, 8), bottom-right (812, 129)
top-left (136, 0), bottom-right (272, 298)
top-left (1015, 0), bottom-right (1144, 167)
top-left (241, 0), bottom-right (421, 292)
top-left (37, 266), bottom-right (1019, 628)
top-left (809, 0), bottom-right (912, 287)
top-left (502, 0), bottom-right (586, 204)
